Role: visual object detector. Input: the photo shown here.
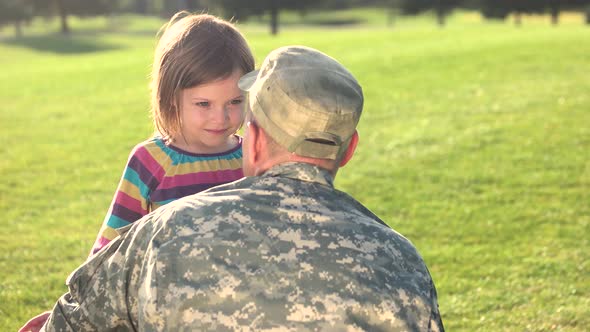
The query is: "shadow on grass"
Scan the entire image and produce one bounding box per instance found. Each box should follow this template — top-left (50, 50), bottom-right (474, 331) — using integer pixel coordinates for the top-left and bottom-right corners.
top-left (302, 18), bottom-right (364, 26)
top-left (1, 33), bottom-right (123, 54)
top-left (249, 17), bottom-right (365, 28)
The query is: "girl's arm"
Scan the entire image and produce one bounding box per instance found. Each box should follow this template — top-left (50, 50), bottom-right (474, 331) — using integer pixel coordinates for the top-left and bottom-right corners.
top-left (18, 311), bottom-right (51, 332)
top-left (89, 144), bottom-right (161, 256)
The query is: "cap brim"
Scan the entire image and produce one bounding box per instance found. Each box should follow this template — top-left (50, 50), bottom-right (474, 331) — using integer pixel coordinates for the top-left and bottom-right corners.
top-left (238, 69), bottom-right (260, 91)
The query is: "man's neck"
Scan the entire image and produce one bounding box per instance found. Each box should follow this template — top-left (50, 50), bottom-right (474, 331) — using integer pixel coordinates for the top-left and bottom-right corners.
top-left (257, 156), bottom-right (338, 178)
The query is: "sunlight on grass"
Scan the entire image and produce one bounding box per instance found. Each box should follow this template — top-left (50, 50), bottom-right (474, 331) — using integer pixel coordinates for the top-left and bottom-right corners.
top-left (1, 9), bottom-right (589, 331)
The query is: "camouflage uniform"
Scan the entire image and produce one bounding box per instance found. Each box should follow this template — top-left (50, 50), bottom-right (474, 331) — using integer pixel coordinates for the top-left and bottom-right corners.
top-left (43, 162), bottom-right (444, 331)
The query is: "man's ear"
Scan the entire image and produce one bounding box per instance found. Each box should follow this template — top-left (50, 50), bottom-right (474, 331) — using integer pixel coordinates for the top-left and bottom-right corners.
top-left (245, 121), bottom-right (260, 166)
top-left (339, 130), bottom-right (359, 167)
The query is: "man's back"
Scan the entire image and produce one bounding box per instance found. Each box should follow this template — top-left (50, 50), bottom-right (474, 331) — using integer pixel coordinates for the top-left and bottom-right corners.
top-left (36, 45), bottom-right (444, 332)
top-left (129, 162), bottom-right (443, 331)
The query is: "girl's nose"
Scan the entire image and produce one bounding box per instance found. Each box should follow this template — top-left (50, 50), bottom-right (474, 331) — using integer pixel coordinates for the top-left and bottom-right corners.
top-left (212, 105), bottom-right (229, 123)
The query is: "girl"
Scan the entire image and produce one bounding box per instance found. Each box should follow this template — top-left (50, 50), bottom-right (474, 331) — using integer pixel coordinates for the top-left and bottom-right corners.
top-left (90, 12), bottom-right (255, 255)
top-left (20, 13), bottom-right (255, 331)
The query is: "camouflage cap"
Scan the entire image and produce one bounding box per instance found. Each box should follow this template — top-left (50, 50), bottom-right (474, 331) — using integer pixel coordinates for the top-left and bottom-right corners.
top-left (238, 45), bottom-right (363, 160)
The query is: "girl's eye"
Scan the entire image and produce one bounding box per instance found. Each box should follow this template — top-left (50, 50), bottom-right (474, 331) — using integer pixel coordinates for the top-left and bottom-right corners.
top-left (230, 99), bottom-right (243, 105)
top-left (195, 101), bottom-right (209, 107)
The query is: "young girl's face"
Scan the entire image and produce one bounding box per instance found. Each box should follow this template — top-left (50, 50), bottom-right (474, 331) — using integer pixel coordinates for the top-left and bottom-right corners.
top-left (176, 70), bottom-right (244, 153)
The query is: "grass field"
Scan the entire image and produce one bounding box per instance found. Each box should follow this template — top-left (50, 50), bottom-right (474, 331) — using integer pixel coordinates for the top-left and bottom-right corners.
top-left (1, 9), bottom-right (589, 331)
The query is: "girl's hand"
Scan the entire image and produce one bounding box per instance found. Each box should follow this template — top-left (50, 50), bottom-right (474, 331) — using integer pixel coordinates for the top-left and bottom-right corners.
top-left (18, 311), bottom-right (51, 332)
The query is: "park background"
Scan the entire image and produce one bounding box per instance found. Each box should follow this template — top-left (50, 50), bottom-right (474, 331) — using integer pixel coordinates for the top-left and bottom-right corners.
top-left (1, 0), bottom-right (589, 331)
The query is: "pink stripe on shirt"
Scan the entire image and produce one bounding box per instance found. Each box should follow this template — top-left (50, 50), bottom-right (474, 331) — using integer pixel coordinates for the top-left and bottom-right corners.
top-left (115, 191), bottom-right (148, 216)
top-left (158, 168), bottom-right (243, 190)
top-left (92, 236), bottom-right (112, 254)
top-left (134, 146), bottom-right (166, 180)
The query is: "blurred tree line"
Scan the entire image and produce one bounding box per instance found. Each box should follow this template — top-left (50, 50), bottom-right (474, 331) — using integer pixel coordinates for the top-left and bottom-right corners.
top-left (1, 0), bottom-right (590, 37)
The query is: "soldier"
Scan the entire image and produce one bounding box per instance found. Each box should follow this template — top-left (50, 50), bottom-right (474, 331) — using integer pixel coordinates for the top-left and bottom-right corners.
top-left (36, 45), bottom-right (444, 331)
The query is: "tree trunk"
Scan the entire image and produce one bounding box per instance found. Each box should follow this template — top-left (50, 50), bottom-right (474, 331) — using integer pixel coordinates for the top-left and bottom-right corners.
top-left (185, 0), bottom-right (200, 11)
top-left (550, 1), bottom-right (559, 25)
top-left (15, 20), bottom-right (23, 38)
top-left (162, 0), bottom-right (177, 17)
top-left (435, 0), bottom-right (445, 27)
top-left (177, 0), bottom-right (187, 12)
top-left (514, 11), bottom-right (521, 27)
top-left (436, 10), bottom-right (445, 26)
top-left (387, 8), bottom-right (395, 27)
top-left (270, 0), bottom-right (279, 35)
top-left (135, 0), bottom-right (148, 15)
top-left (55, 0), bottom-right (70, 35)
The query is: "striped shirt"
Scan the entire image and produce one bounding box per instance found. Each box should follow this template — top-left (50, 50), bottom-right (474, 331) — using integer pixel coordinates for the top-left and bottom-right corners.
top-left (90, 136), bottom-right (243, 255)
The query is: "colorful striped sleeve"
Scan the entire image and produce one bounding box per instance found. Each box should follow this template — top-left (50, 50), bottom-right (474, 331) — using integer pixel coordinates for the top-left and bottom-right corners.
top-left (89, 143), bottom-right (165, 255)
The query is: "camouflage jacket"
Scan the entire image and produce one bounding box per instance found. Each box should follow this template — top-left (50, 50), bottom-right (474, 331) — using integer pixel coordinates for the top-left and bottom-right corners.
top-left (43, 162), bottom-right (444, 331)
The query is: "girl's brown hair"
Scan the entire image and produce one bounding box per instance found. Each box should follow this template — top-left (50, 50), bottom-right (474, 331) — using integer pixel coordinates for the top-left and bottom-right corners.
top-left (150, 12), bottom-right (255, 142)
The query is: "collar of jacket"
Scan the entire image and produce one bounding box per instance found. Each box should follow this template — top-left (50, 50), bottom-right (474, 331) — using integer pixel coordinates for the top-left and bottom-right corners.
top-left (262, 162), bottom-right (334, 187)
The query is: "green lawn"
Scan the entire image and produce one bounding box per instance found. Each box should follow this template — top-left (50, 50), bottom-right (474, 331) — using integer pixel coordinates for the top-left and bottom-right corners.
top-left (1, 10), bottom-right (589, 331)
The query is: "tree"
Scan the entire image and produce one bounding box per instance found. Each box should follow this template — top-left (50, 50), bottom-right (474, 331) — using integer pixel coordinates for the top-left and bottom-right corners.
top-left (399, 0), bottom-right (464, 26)
top-left (513, 0), bottom-right (545, 26)
top-left (479, 0), bottom-right (590, 26)
top-left (377, 0), bottom-right (402, 27)
top-left (479, 0), bottom-right (542, 25)
top-left (65, 0), bottom-right (117, 34)
top-left (561, 0), bottom-right (590, 25)
top-left (548, 0), bottom-right (561, 24)
top-left (215, 0), bottom-right (319, 35)
top-left (27, 0), bottom-right (116, 35)
top-left (0, 0), bottom-right (33, 37)
top-left (135, 0), bottom-right (149, 14)
top-left (479, 0), bottom-right (510, 20)
top-left (215, 0), bottom-right (263, 22)
top-left (544, 0), bottom-right (590, 25)
top-left (269, 0), bottom-right (278, 34)
top-left (54, 0), bottom-right (69, 34)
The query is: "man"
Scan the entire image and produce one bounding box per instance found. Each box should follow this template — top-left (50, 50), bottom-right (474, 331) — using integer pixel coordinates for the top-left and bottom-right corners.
top-left (36, 46), bottom-right (444, 331)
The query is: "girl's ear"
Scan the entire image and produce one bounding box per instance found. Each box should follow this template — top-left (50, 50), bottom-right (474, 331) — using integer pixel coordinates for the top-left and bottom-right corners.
top-left (339, 130), bottom-right (359, 167)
